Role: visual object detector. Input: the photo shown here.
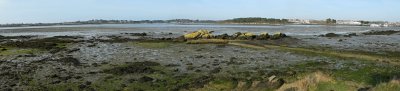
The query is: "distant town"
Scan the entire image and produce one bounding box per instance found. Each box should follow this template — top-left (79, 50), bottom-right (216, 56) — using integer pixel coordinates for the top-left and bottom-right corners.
top-left (1, 17), bottom-right (400, 27)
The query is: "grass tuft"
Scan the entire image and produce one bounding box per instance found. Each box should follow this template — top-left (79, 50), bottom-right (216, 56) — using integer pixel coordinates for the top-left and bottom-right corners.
top-left (186, 39), bottom-right (229, 44)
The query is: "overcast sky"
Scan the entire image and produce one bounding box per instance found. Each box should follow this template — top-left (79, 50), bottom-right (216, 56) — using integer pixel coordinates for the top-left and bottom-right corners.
top-left (0, 0), bottom-right (399, 24)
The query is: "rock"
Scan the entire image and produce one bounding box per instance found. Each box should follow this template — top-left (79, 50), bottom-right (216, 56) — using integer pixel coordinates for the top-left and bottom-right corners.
top-left (187, 66), bottom-right (195, 70)
top-left (323, 33), bottom-right (339, 37)
top-left (92, 63), bottom-right (99, 67)
top-left (139, 76), bottom-right (154, 82)
top-left (130, 33), bottom-right (147, 36)
top-left (195, 55), bottom-right (204, 58)
top-left (201, 34), bottom-right (212, 39)
top-left (183, 30), bottom-right (213, 39)
top-left (103, 61), bottom-right (160, 75)
top-left (173, 69), bottom-right (179, 72)
top-left (87, 44), bottom-right (96, 47)
top-left (74, 76), bottom-right (83, 79)
top-left (51, 80), bottom-right (62, 84)
top-left (363, 30), bottom-right (400, 35)
top-left (267, 77), bottom-right (285, 89)
top-left (357, 87), bottom-right (371, 91)
top-left (257, 32), bottom-right (270, 40)
top-left (210, 67), bottom-right (221, 74)
top-left (238, 32), bottom-right (256, 40)
top-left (229, 57), bottom-right (237, 61)
top-left (271, 32), bottom-right (287, 39)
top-left (268, 75), bottom-right (277, 81)
top-left (215, 33), bottom-right (230, 39)
top-left (165, 64), bottom-right (180, 67)
top-left (1, 48), bottom-right (7, 51)
top-left (66, 48), bottom-right (80, 53)
top-left (253, 75), bottom-right (285, 89)
top-left (54, 57), bottom-right (81, 66)
top-left (85, 81), bottom-right (92, 85)
top-left (344, 33), bottom-right (357, 37)
top-left (78, 84), bottom-right (87, 89)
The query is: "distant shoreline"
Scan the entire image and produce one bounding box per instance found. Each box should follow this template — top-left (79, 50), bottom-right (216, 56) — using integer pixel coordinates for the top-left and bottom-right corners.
top-left (2, 17), bottom-right (398, 28)
top-left (0, 23), bottom-right (382, 28)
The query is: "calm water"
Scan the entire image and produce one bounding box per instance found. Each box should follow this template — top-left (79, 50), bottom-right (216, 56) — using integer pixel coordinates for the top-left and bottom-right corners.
top-left (1, 24), bottom-right (400, 37)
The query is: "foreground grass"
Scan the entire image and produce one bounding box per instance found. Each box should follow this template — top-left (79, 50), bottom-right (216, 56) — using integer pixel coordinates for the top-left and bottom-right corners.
top-left (373, 80), bottom-right (400, 91)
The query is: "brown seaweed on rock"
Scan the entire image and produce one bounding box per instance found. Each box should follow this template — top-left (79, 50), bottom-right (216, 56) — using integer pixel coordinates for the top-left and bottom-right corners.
top-left (1, 37), bottom-right (78, 53)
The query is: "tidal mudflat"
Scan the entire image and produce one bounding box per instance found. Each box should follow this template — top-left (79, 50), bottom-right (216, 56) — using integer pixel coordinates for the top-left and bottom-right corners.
top-left (1, 24), bottom-right (400, 91)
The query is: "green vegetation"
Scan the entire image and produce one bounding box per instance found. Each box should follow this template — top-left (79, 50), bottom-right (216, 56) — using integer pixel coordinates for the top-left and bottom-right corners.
top-left (312, 81), bottom-right (355, 91)
top-left (186, 39), bottom-right (229, 44)
top-left (288, 60), bottom-right (400, 86)
top-left (372, 80), bottom-right (400, 91)
top-left (326, 18), bottom-right (337, 24)
top-left (95, 61), bottom-right (213, 91)
top-left (130, 41), bottom-right (174, 49)
top-left (0, 47), bottom-right (40, 56)
top-left (226, 41), bottom-right (400, 90)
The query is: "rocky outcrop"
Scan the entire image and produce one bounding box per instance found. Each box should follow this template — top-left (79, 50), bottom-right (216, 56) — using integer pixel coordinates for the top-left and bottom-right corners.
top-left (184, 30), bottom-right (214, 39)
top-left (183, 30), bottom-right (287, 40)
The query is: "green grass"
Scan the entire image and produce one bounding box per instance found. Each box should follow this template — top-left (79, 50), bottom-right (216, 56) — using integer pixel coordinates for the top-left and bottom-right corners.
top-left (373, 81), bottom-right (400, 91)
top-left (98, 62), bottom-right (213, 91)
top-left (286, 60), bottom-right (400, 86)
top-left (55, 43), bottom-right (68, 49)
top-left (195, 78), bottom-right (238, 91)
top-left (130, 41), bottom-right (174, 49)
top-left (0, 47), bottom-right (41, 56)
top-left (186, 39), bottom-right (229, 44)
top-left (47, 83), bottom-right (82, 91)
top-left (311, 81), bottom-right (356, 91)
top-left (332, 65), bottom-right (400, 86)
top-left (91, 76), bottom-right (125, 91)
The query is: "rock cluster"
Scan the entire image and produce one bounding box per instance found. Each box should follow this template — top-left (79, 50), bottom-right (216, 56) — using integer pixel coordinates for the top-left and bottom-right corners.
top-left (183, 30), bottom-right (287, 40)
top-left (184, 29), bottom-right (214, 39)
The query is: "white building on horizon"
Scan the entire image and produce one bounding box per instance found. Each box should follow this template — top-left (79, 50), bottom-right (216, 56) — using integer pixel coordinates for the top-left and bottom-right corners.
top-left (336, 20), bottom-right (362, 25)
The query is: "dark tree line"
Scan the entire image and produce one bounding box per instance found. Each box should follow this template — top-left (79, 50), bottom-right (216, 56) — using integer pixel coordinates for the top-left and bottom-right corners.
top-left (224, 17), bottom-right (290, 24)
top-left (0, 19), bottom-right (218, 27)
top-left (326, 18), bottom-right (337, 24)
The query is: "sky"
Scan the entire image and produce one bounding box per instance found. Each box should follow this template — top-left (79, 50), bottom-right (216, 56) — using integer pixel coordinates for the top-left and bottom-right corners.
top-left (0, 0), bottom-right (399, 24)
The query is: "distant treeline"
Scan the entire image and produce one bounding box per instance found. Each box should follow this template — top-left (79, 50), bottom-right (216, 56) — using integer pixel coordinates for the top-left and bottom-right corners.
top-left (223, 17), bottom-right (290, 24)
top-left (0, 18), bottom-right (391, 27)
top-left (71, 19), bottom-right (218, 24)
top-left (0, 19), bottom-right (218, 27)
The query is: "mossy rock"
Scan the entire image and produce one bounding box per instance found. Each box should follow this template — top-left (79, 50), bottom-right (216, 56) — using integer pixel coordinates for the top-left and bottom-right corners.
top-left (201, 34), bottom-right (213, 39)
top-left (257, 32), bottom-right (270, 40)
top-left (184, 30), bottom-right (213, 39)
top-left (271, 32), bottom-right (287, 39)
top-left (215, 33), bottom-right (230, 39)
top-left (238, 32), bottom-right (256, 40)
top-left (184, 32), bottom-right (202, 39)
